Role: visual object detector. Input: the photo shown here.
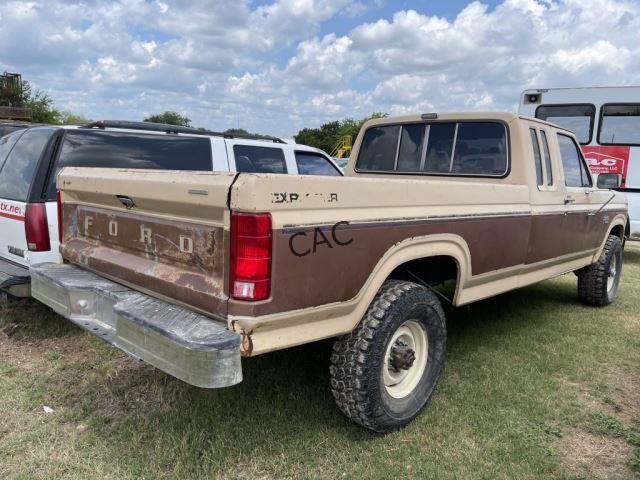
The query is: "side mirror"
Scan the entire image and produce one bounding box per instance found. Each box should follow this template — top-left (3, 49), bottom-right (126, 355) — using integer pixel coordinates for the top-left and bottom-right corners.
top-left (597, 173), bottom-right (622, 189)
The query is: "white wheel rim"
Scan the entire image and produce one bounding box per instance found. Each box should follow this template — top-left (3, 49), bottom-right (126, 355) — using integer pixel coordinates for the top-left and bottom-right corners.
top-left (382, 320), bottom-right (428, 399)
top-left (607, 255), bottom-right (618, 292)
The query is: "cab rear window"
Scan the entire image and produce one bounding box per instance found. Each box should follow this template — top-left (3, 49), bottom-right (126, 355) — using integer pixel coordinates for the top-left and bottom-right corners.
top-left (356, 121), bottom-right (508, 177)
top-left (45, 130), bottom-right (213, 200)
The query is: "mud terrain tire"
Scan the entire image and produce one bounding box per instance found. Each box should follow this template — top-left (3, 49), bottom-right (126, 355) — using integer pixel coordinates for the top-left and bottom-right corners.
top-left (577, 234), bottom-right (623, 307)
top-left (330, 280), bottom-right (446, 433)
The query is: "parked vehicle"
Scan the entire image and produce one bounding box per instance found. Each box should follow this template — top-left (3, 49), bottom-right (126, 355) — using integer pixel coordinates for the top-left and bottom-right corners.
top-left (0, 120), bottom-right (340, 298)
top-left (31, 112), bottom-right (628, 432)
top-left (519, 86), bottom-right (639, 236)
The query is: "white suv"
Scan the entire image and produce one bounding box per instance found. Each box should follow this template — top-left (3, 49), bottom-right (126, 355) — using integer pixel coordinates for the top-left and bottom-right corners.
top-left (0, 120), bottom-right (341, 297)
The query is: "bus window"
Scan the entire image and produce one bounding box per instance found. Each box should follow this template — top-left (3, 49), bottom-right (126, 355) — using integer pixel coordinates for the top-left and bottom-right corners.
top-left (598, 104), bottom-right (640, 145)
top-left (535, 104), bottom-right (595, 144)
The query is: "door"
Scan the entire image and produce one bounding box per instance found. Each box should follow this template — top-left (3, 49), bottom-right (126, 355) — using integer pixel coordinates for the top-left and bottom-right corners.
top-left (556, 133), bottom-right (604, 254)
top-left (526, 126), bottom-right (570, 264)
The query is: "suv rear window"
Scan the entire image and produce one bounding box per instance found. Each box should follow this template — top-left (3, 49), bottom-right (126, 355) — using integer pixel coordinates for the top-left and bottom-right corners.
top-left (535, 104), bottom-right (595, 144)
top-left (45, 130), bottom-right (213, 200)
top-left (0, 127), bottom-right (55, 202)
top-left (233, 145), bottom-right (287, 173)
top-left (356, 121), bottom-right (508, 177)
top-left (295, 152), bottom-right (341, 176)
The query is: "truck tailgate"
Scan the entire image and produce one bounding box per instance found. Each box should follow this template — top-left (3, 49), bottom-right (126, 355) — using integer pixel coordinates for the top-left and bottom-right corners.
top-left (57, 167), bottom-right (236, 319)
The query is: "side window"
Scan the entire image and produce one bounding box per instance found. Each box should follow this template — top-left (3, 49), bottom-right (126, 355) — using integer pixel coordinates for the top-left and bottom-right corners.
top-left (233, 145), bottom-right (287, 174)
top-left (295, 152), bottom-right (341, 176)
top-left (539, 130), bottom-right (553, 186)
top-left (557, 134), bottom-right (591, 188)
top-left (0, 128), bottom-right (54, 202)
top-left (529, 128), bottom-right (543, 186)
top-left (357, 121), bottom-right (508, 176)
top-left (46, 130), bottom-right (213, 200)
top-left (535, 104), bottom-right (595, 144)
top-left (356, 125), bottom-right (400, 171)
top-left (598, 104), bottom-right (640, 145)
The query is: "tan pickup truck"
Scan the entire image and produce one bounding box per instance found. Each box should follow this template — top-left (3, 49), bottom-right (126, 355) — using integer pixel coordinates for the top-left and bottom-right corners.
top-left (31, 112), bottom-right (628, 432)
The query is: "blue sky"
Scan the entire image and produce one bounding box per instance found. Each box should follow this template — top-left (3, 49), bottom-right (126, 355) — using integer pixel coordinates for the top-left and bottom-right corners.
top-left (1, 0), bottom-right (639, 137)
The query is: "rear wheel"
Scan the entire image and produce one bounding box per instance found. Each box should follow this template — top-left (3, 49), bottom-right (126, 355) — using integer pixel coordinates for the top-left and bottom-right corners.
top-left (577, 235), bottom-right (623, 306)
top-left (329, 280), bottom-right (446, 433)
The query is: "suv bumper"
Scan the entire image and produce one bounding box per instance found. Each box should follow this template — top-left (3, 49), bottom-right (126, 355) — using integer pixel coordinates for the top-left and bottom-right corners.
top-left (30, 263), bottom-right (242, 388)
top-left (0, 257), bottom-right (30, 297)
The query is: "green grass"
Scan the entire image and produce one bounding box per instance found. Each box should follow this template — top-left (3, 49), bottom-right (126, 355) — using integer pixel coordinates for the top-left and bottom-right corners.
top-left (1, 245), bottom-right (640, 479)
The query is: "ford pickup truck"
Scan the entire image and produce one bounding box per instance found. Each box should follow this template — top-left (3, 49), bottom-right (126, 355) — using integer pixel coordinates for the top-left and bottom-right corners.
top-left (30, 112), bottom-right (629, 432)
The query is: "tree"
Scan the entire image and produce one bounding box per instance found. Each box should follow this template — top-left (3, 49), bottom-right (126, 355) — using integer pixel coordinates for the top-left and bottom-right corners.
top-left (223, 128), bottom-right (250, 136)
top-left (294, 113), bottom-right (387, 155)
top-left (144, 111), bottom-right (191, 127)
top-left (58, 111), bottom-right (90, 125)
top-left (24, 88), bottom-right (60, 124)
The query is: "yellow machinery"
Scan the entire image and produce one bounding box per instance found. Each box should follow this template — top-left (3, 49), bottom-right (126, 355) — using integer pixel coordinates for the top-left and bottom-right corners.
top-left (331, 135), bottom-right (352, 158)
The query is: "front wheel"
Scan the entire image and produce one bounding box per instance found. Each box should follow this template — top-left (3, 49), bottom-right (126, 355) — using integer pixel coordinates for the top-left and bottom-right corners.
top-left (329, 280), bottom-right (447, 433)
top-left (577, 234), bottom-right (623, 306)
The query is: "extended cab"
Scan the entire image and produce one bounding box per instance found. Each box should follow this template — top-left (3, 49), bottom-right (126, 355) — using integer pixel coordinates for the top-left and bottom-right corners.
top-left (0, 121), bottom-right (340, 298)
top-left (31, 113), bottom-right (628, 432)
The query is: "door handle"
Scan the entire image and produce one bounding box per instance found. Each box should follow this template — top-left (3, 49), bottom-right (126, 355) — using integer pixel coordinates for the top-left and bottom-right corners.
top-left (585, 188), bottom-right (593, 195)
top-left (564, 196), bottom-right (575, 204)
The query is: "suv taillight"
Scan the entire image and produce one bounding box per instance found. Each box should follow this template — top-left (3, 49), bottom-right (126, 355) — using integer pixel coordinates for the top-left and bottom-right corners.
top-left (25, 203), bottom-right (51, 252)
top-left (229, 212), bottom-right (272, 301)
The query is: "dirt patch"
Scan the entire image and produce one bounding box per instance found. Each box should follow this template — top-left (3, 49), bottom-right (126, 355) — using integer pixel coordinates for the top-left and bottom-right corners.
top-left (556, 428), bottom-right (634, 479)
top-left (561, 367), bottom-right (640, 427)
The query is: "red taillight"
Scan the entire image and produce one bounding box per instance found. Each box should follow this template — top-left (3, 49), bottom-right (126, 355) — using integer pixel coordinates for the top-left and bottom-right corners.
top-left (230, 212), bottom-right (272, 301)
top-left (56, 191), bottom-right (62, 243)
top-left (25, 203), bottom-right (51, 252)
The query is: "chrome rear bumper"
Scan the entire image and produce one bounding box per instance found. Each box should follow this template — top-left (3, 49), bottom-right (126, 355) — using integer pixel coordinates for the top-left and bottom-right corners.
top-left (30, 263), bottom-right (241, 388)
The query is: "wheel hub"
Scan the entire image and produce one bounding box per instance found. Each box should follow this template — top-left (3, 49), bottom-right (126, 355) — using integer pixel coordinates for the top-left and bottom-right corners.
top-left (389, 340), bottom-right (416, 372)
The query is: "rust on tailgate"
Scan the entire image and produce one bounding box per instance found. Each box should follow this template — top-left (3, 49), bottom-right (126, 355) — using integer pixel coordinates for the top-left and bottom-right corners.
top-left (61, 204), bottom-right (228, 318)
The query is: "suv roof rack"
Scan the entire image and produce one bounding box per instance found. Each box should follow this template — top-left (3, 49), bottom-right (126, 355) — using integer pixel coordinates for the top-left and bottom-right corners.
top-left (80, 120), bottom-right (285, 143)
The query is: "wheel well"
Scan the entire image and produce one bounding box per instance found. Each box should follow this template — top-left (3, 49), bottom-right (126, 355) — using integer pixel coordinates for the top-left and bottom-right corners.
top-left (610, 224), bottom-right (625, 240)
top-left (388, 255), bottom-right (459, 290)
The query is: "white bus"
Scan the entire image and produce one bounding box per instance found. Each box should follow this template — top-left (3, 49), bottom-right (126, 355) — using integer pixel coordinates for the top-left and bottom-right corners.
top-left (519, 86), bottom-right (640, 236)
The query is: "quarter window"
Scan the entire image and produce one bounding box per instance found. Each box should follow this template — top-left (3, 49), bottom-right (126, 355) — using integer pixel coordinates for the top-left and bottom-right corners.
top-left (530, 128), bottom-right (543, 186)
top-left (557, 134), bottom-right (591, 188)
top-left (598, 104), bottom-right (640, 145)
top-left (0, 127), bottom-right (54, 202)
top-left (535, 104), bottom-right (595, 144)
top-left (295, 152), bottom-right (341, 176)
top-left (540, 130), bottom-right (553, 186)
top-left (357, 121), bottom-right (508, 176)
top-left (233, 145), bottom-right (287, 174)
top-left (0, 129), bottom-right (24, 171)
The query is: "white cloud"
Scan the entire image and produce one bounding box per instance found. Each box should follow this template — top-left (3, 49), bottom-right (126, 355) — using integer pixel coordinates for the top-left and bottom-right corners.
top-left (1, 0), bottom-right (639, 138)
